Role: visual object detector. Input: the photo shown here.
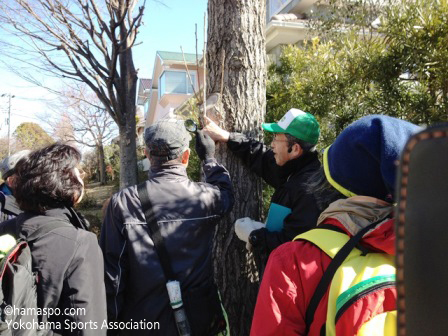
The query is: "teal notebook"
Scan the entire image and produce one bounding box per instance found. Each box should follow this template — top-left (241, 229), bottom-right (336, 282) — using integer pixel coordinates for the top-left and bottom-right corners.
top-left (265, 203), bottom-right (292, 232)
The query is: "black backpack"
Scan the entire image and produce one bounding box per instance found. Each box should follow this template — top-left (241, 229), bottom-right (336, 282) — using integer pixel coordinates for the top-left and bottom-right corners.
top-left (0, 193), bottom-right (21, 224)
top-left (0, 222), bottom-right (65, 336)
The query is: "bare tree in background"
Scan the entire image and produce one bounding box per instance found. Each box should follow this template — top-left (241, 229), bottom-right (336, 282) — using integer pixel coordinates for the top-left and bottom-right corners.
top-left (47, 85), bottom-right (117, 185)
top-left (0, 0), bottom-right (145, 188)
top-left (207, 1), bottom-right (267, 335)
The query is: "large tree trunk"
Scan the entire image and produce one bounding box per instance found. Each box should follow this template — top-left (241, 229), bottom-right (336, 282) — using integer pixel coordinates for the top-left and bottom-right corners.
top-left (98, 143), bottom-right (107, 185)
top-left (118, 112), bottom-right (137, 189)
top-left (207, 1), bottom-right (266, 335)
top-left (118, 33), bottom-right (139, 189)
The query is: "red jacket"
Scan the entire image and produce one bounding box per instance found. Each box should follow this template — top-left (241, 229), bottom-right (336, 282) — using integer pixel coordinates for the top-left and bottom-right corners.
top-left (250, 197), bottom-right (395, 336)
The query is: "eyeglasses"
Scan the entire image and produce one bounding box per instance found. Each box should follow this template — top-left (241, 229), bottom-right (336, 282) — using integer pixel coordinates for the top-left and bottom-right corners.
top-left (271, 135), bottom-right (288, 143)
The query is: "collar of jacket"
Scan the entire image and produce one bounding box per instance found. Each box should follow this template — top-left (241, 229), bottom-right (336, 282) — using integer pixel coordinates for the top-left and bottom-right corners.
top-left (317, 196), bottom-right (395, 254)
top-left (149, 163), bottom-right (188, 180)
top-left (279, 150), bottom-right (320, 182)
top-left (317, 196), bottom-right (393, 236)
top-left (17, 206), bottom-right (89, 235)
top-left (0, 182), bottom-right (13, 196)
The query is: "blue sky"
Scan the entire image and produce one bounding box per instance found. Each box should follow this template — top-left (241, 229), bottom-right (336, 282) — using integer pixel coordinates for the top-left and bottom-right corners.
top-left (0, 0), bottom-right (207, 137)
top-left (135, 0), bottom-right (207, 78)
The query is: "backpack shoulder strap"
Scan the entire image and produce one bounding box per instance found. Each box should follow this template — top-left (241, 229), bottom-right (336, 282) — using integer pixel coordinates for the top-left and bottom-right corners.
top-left (0, 192), bottom-right (21, 218)
top-left (300, 217), bottom-right (388, 335)
top-left (137, 182), bottom-right (176, 281)
top-left (295, 227), bottom-right (351, 259)
top-left (0, 192), bottom-right (5, 211)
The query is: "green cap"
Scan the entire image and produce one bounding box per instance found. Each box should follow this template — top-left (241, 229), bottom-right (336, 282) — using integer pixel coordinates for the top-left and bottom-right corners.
top-left (262, 108), bottom-right (320, 145)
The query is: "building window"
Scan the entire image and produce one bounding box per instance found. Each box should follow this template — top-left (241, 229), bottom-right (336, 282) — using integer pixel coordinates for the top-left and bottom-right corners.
top-left (268, 0), bottom-right (290, 19)
top-left (159, 71), bottom-right (196, 98)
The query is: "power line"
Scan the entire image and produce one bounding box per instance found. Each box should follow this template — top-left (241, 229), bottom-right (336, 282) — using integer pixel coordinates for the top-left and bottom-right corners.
top-left (9, 112), bottom-right (42, 121)
top-left (0, 93), bottom-right (13, 156)
top-left (0, 110), bottom-right (43, 121)
top-left (0, 94), bottom-right (56, 108)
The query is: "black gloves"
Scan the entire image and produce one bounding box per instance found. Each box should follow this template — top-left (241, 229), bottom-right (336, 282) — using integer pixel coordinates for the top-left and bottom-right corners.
top-left (195, 130), bottom-right (215, 161)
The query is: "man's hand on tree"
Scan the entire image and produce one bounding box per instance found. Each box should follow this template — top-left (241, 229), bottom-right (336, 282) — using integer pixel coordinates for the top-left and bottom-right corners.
top-left (195, 130), bottom-right (216, 161)
top-left (202, 116), bottom-right (230, 143)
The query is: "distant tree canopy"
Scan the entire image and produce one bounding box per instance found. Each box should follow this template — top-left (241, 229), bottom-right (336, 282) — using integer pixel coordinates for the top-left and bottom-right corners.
top-left (267, 0), bottom-right (448, 148)
top-left (14, 122), bottom-right (54, 150)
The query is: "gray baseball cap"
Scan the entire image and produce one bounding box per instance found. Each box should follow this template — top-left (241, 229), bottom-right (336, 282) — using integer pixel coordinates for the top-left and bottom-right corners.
top-left (144, 119), bottom-right (191, 161)
top-left (0, 150), bottom-right (31, 179)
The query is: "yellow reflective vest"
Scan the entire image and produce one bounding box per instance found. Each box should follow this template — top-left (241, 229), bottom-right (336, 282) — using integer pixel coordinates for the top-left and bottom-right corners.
top-left (295, 228), bottom-right (396, 336)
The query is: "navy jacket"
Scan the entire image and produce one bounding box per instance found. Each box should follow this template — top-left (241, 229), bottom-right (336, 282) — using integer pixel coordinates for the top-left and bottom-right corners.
top-left (100, 159), bottom-right (233, 335)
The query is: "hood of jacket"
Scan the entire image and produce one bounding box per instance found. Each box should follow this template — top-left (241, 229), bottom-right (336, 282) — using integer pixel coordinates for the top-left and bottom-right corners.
top-left (317, 196), bottom-right (395, 255)
top-left (13, 206), bottom-right (89, 238)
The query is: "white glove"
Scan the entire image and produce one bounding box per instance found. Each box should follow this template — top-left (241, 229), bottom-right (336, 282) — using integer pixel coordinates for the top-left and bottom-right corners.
top-left (234, 217), bottom-right (265, 243)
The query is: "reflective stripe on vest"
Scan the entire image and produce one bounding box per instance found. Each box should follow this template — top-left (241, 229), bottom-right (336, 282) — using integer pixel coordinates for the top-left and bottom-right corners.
top-left (294, 229), bottom-right (396, 336)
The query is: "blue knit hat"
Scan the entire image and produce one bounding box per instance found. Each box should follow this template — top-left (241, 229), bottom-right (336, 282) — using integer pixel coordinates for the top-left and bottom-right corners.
top-left (323, 115), bottom-right (421, 201)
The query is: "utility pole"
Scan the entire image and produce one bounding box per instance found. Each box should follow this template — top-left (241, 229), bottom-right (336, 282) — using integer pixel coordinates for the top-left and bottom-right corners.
top-left (1, 93), bottom-right (15, 156)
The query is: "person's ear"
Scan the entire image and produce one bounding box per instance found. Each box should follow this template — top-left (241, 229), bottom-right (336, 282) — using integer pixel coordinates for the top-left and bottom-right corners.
top-left (290, 143), bottom-right (303, 158)
top-left (73, 168), bottom-right (85, 205)
top-left (74, 188), bottom-right (85, 205)
top-left (181, 148), bottom-right (190, 165)
top-left (5, 175), bottom-right (16, 189)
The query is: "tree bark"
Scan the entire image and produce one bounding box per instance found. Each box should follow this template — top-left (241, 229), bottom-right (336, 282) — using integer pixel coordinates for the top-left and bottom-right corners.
top-left (207, 1), bottom-right (266, 335)
top-left (117, 32), bottom-right (139, 189)
top-left (98, 143), bottom-right (107, 185)
top-left (118, 115), bottom-right (137, 189)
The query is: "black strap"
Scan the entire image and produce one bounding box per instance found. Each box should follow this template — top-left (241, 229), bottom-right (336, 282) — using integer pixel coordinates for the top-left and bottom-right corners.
top-left (314, 225), bottom-right (374, 256)
top-left (304, 216), bottom-right (389, 334)
top-left (0, 193), bottom-right (21, 217)
top-left (137, 183), bottom-right (176, 281)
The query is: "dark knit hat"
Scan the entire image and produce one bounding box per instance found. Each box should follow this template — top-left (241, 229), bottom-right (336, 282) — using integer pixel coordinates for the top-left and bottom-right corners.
top-left (323, 115), bottom-right (421, 201)
top-left (144, 119), bottom-right (191, 161)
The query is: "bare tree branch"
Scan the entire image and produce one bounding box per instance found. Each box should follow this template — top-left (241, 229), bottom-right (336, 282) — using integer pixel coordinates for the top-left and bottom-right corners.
top-left (42, 84), bottom-right (118, 184)
top-left (0, 0), bottom-right (144, 187)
